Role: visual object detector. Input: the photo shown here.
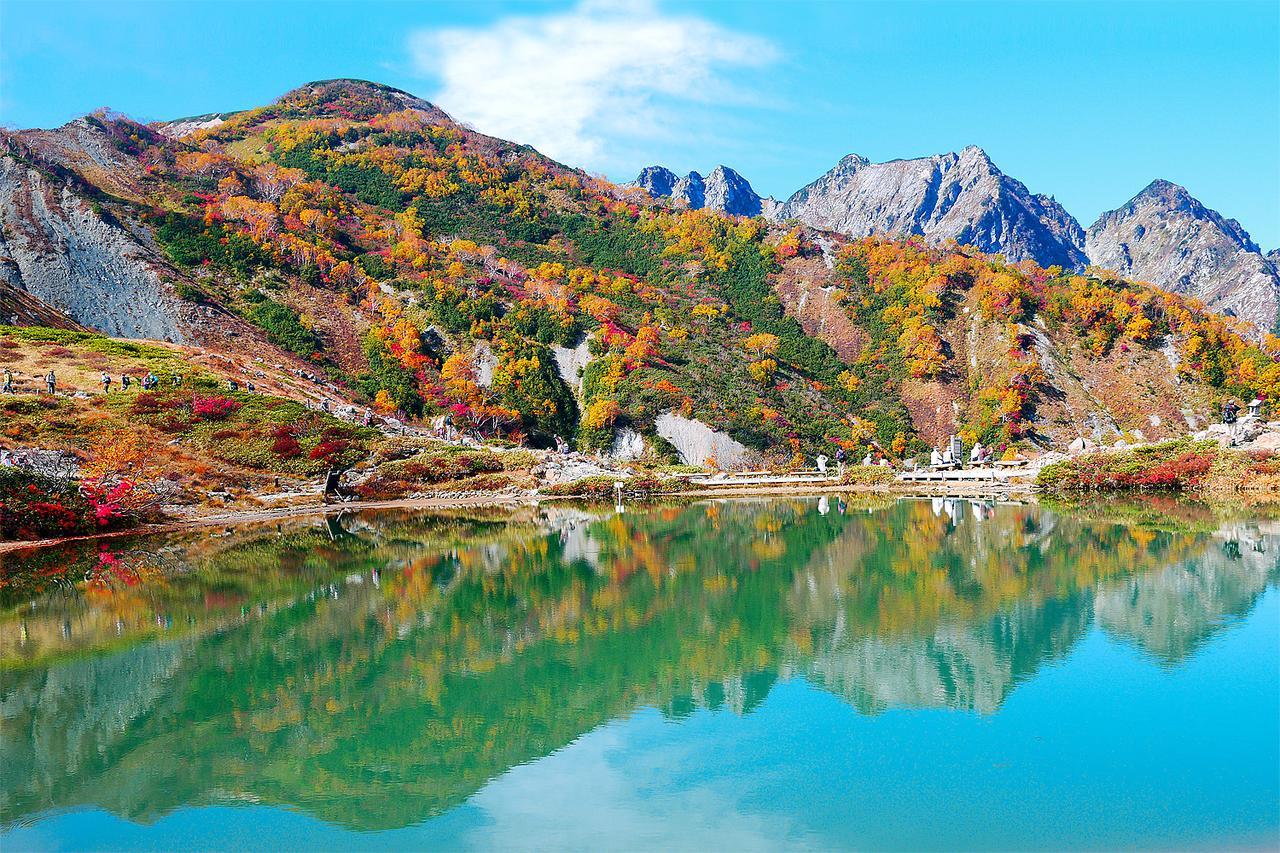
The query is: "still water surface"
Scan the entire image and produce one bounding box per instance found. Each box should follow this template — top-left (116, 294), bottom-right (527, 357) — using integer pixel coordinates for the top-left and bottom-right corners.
top-left (1, 497), bottom-right (1277, 850)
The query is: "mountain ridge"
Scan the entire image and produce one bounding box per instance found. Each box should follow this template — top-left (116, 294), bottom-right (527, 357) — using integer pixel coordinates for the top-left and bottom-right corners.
top-left (2, 77), bottom-right (1277, 464)
top-left (634, 151), bottom-right (1274, 329)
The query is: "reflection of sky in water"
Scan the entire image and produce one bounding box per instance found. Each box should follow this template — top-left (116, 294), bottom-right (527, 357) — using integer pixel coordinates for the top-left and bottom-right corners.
top-left (2, 499), bottom-right (1278, 850)
top-left (7, 590), bottom-right (1277, 851)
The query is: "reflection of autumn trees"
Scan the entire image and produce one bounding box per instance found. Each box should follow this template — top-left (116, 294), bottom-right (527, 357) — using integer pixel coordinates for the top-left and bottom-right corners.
top-left (2, 499), bottom-right (1276, 830)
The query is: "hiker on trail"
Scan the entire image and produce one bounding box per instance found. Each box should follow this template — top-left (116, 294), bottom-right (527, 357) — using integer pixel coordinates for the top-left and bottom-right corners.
top-left (835, 447), bottom-right (846, 476)
top-left (228, 379), bottom-right (239, 392)
top-left (246, 381), bottom-right (256, 393)
top-left (101, 372), bottom-right (112, 393)
top-left (2, 368), bottom-right (12, 393)
top-left (121, 374), bottom-right (131, 391)
top-left (172, 373), bottom-right (182, 387)
top-left (45, 371), bottom-right (56, 395)
top-left (144, 372), bottom-right (157, 390)
top-left (1223, 398), bottom-right (1241, 441)
top-left (816, 453), bottom-right (829, 476)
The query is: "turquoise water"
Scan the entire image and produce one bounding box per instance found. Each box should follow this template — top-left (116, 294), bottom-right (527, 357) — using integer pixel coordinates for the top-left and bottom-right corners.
top-left (1, 498), bottom-right (1277, 850)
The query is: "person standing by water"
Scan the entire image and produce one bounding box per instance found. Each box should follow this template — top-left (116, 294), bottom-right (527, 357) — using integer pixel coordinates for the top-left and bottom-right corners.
top-left (835, 446), bottom-right (846, 477)
top-left (816, 453), bottom-right (829, 476)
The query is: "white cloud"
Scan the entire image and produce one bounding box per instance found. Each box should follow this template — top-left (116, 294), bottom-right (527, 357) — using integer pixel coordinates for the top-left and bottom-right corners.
top-left (409, 0), bottom-right (776, 170)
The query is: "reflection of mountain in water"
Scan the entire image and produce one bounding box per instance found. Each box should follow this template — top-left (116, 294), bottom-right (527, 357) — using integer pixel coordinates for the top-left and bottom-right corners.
top-left (1, 499), bottom-right (1276, 830)
top-left (1095, 521), bottom-right (1280, 665)
top-left (805, 597), bottom-right (1092, 715)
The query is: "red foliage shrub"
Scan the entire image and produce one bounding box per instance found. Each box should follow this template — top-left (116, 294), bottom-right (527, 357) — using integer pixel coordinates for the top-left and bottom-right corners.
top-left (192, 395), bottom-right (242, 420)
top-left (155, 415), bottom-right (193, 433)
top-left (272, 434), bottom-right (302, 458)
top-left (1132, 452), bottom-right (1214, 488)
top-left (308, 439), bottom-right (350, 462)
top-left (0, 469), bottom-right (108, 541)
top-left (131, 392), bottom-right (185, 415)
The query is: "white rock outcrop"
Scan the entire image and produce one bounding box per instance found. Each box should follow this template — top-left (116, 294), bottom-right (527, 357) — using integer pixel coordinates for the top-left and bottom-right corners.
top-left (655, 412), bottom-right (748, 468)
top-left (608, 427), bottom-right (646, 461)
top-left (551, 338), bottom-right (591, 396)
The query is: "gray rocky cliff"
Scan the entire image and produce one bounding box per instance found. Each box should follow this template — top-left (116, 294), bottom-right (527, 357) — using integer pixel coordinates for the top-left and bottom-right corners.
top-left (770, 146), bottom-right (1088, 269)
top-left (0, 155), bottom-right (188, 341)
top-left (1085, 180), bottom-right (1280, 331)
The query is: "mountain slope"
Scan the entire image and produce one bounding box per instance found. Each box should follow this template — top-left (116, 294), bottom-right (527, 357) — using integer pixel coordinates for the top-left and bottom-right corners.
top-left (1085, 180), bottom-right (1280, 330)
top-left (1, 79), bottom-right (1276, 463)
top-left (770, 146), bottom-right (1088, 270)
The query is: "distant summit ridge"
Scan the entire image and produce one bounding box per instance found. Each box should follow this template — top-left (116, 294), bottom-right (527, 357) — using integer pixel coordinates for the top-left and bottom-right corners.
top-left (634, 150), bottom-right (1274, 329)
top-left (631, 164), bottom-right (765, 216)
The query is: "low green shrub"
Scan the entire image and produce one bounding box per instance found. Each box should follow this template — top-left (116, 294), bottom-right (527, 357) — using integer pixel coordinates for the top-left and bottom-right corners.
top-left (541, 475), bottom-right (679, 498)
top-left (839, 466), bottom-right (895, 486)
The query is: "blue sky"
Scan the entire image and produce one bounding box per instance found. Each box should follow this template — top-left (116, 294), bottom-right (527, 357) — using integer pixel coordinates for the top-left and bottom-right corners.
top-left (2, 0), bottom-right (1277, 247)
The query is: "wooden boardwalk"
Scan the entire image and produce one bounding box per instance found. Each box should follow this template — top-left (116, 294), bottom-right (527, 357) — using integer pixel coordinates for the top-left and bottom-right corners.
top-left (683, 464), bottom-right (1037, 489)
top-left (896, 463), bottom-right (1035, 483)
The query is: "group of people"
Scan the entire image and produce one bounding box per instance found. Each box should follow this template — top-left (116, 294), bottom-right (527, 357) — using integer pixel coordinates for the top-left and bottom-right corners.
top-left (815, 446), bottom-right (892, 476)
top-left (930, 440), bottom-right (992, 469)
top-left (100, 371), bottom-right (168, 393)
top-left (1, 367), bottom-right (194, 397)
top-left (2, 368), bottom-right (57, 395)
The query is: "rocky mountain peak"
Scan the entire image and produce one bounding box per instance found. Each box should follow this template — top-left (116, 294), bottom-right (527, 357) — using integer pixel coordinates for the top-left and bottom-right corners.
top-left (835, 153), bottom-right (871, 172)
top-left (704, 166), bottom-right (763, 216)
top-left (958, 144), bottom-right (993, 165)
top-left (633, 166), bottom-right (680, 199)
top-left (631, 164), bottom-right (764, 216)
top-left (771, 147), bottom-right (1087, 269)
top-left (1085, 181), bottom-right (1279, 329)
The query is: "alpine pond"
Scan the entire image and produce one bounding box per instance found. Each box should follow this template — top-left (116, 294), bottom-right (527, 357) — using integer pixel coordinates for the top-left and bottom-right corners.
top-left (1, 497), bottom-right (1277, 850)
